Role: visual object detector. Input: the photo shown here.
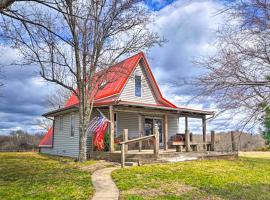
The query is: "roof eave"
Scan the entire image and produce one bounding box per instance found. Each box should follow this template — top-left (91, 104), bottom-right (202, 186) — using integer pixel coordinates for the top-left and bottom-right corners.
top-left (39, 145), bottom-right (53, 148)
top-left (42, 105), bottom-right (79, 117)
top-left (116, 101), bottom-right (215, 115)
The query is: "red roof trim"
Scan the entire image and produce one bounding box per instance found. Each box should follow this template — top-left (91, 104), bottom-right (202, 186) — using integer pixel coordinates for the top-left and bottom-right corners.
top-left (55, 52), bottom-right (177, 111)
top-left (39, 127), bottom-right (53, 147)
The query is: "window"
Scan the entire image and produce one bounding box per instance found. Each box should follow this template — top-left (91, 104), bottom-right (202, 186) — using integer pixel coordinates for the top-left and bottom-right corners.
top-left (59, 116), bottom-right (63, 133)
top-left (135, 75), bottom-right (141, 97)
top-left (70, 114), bottom-right (75, 136)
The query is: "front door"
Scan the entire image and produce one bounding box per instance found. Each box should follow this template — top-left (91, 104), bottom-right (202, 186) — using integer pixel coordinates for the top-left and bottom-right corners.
top-left (145, 118), bottom-right (163, 146)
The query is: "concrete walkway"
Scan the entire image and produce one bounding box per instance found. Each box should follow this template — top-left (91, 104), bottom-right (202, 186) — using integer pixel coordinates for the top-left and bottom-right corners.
top-left (91, 167), bottom-right (119, 200)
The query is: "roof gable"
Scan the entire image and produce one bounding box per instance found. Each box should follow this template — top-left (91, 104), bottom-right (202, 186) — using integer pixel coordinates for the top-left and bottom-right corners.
top-left (118, 62), bottom-right (159, 104)
top-left (65, 52), bottom-right (176, 108)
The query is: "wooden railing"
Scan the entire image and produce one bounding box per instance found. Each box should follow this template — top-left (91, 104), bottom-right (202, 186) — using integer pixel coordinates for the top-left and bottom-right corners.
top-left (119, 127), bottom-right (159, 168)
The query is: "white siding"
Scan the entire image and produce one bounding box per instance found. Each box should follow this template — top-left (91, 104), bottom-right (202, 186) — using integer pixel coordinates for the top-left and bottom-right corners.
top-left (117, 112), bottom-right (139, 139)
top-left (168, 114), bottom-right (179, 140)
top-left (41, 112), bottom-right (80, 158)
top-left (119, 63), bottom-right (158, 104)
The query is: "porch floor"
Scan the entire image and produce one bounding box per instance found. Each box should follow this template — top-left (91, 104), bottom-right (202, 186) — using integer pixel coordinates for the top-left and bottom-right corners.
top-left (91, 149), bottom-right (238, 164)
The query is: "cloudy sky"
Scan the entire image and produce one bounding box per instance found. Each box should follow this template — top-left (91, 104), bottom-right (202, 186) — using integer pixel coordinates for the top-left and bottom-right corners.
top-left (0, 0), bottom-right (234, 135)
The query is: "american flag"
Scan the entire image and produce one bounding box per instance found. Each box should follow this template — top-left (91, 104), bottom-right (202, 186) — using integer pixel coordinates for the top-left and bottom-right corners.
top-left (87, 111), bottom-right (110, 151)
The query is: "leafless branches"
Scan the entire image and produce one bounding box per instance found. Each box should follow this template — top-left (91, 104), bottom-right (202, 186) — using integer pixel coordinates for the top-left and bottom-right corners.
top-left (0, 0), bottom-right (162, 161)
top-left (194, 0), bottom-right (270, 131)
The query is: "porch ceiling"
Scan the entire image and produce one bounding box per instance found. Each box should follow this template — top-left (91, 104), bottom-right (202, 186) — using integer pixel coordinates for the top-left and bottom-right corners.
top-left (113, 103), bottom-right (214, 118)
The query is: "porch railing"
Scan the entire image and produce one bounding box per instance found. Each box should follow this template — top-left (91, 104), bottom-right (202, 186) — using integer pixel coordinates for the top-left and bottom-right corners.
top-left (119, 127), bottom-right (159, 168)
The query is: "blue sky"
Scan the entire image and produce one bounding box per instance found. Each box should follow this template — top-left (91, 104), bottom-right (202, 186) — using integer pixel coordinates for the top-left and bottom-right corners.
top-left (145, 0), bottom-right (176, 11)
top-left (0, 0), bottom-right (241, 135)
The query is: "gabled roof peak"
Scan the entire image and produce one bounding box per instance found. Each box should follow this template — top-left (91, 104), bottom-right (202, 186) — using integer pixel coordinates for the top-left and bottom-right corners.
top-left (65, 52), bottom-right (176, 108)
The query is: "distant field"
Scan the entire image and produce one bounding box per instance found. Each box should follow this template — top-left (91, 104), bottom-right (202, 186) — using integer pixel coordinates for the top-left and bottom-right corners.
top-left (239, 151), bottom-right (270, 159)
top-left (112, 152), bottom-right (270, 200)
top-left (0, 152), bottom-right (95, 200)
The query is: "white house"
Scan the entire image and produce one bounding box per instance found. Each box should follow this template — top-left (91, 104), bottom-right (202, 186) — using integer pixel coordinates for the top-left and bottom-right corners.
top-left (39, 52), bottom-right (214, 159)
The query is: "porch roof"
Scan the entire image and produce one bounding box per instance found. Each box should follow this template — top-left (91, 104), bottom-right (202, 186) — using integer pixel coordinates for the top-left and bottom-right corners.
top-left (43, 100), bottom-right (214, 118)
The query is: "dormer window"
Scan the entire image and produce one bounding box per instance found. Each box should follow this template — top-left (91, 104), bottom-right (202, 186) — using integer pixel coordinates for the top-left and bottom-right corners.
top-left (99, 80), bottom-right (108, 89)
top-left (135, 75), bottom-right (141, 97)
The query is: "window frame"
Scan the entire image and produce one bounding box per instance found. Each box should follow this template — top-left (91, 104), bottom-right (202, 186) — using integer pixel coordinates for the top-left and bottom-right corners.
top-left (59, 116), bottom-right (64, 133)
top-left (70, 114), bottom-right (75, 137)
top-left (134, 75), bottom-right (142, 97)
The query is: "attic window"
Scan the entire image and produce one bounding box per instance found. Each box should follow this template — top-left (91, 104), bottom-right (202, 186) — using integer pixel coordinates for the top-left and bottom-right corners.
top-left (135, 75), bottom-right (141, 97)
top-left (99, 80), bottom-right (108, 89)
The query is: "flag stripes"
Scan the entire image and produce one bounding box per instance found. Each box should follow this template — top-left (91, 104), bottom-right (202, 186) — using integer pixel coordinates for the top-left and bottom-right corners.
top-left (87, 112), bottom-right (110, 150)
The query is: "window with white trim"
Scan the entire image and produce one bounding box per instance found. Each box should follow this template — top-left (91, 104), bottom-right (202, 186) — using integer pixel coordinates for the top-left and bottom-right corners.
top-left (70, 114), bottom-right (75, 136)
top-left (59, 116), bottom-right (64, 133)
top-left (135, 75), bottom-right (141, 97)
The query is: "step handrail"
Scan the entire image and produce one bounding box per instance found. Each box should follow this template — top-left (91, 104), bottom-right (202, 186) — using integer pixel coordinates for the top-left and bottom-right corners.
top-left (119, 135), bottom-right (155, 145)
top-left (120, 128), bottom-right (159, 168)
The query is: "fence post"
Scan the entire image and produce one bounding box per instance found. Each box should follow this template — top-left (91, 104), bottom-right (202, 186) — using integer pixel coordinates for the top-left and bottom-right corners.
top-left (153, 126), bottom-right (159, 157)
top-left (121, 143), bottom-right (125, 168)
top-left (231, 131), bottom-right (236, 151)
top-left (211, 130), bottom-right (215, 151)
top-left (123, 129), bottom-right (128, 154)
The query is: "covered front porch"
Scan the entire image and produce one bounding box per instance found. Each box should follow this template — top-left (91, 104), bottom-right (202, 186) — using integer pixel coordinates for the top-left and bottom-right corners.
top-left (107, 102), bottom-right (215, 153)
top-left (90, 102), bottom-right (223, 166)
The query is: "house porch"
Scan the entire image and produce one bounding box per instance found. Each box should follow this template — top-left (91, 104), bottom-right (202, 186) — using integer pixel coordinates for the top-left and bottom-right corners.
top-left (100, 103), bottom-right (215, 153)
top-left (90, 149), bottom-right (238, 165)
top-left (89, 103), bottom-right (223, 165)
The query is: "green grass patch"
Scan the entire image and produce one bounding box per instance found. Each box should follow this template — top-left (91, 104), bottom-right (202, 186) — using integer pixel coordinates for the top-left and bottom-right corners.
top-left (0, 152), bottom-right (94, 200)
top-left (112, 157), bottom-right (270, 200)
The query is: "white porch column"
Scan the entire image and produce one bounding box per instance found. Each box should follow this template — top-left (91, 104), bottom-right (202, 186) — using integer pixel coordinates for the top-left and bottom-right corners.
top-left (163, 114), bottom-right (168, 151)
top-left (138, 114), bottom-right (143, 152)
top-left (109, 105), bottom-right (115, 152)
top-left (185, 116), bottom-right (190, 152)
top-left (202, 115), bottom-right (206, 149)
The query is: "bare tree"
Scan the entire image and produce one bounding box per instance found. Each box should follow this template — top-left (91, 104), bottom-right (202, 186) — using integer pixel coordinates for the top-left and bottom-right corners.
top-left (0, 0), bottom-right (162, 161)
top-left (36, 117), bottom-right (52, 131)
top-left (36, 87), bottom-right (71, 131)
top-left (45, 87), bottom-right (71, 110)
top-left (185, 0), bottom-right (270, 131)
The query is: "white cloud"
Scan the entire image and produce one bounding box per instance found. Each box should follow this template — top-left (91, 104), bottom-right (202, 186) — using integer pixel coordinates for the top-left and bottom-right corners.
top-left (146, 0), bottom-right (253, 133)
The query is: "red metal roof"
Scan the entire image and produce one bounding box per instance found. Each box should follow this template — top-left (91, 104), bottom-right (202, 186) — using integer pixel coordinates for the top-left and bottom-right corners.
top-left (65, 52), bottom-right (176, 108)
top-left (39, 127), bottom-right (53, 147)
top-left (65, 52), bottom-right (143, 107)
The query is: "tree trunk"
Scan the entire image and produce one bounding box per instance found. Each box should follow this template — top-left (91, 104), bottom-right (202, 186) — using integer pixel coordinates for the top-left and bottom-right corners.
top-left (78, 104), bottom-right (87, 162)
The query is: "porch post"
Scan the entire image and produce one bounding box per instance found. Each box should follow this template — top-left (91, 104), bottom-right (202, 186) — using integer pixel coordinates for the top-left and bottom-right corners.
top-left (154, 126), bottom-right (159, 157)
top-left (164, 114), bottom-right (168, 151)
top-left (185, 116), bottom-right (190, 152)
top-left (123, 129), bottom-right (128, 154)
top-left (202, 115), bottom-right (206, 150)
top-left (211, 130), bottom-right (215, 151)
top-left (109, 105), bottom-right (115, 152)
top-left (138, 115), bottom-right (143, 152)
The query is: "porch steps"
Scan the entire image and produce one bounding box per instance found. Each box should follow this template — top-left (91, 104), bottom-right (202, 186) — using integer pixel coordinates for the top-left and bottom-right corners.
top-left (124, 161), bottom-right (138, 166)
top-left (125, 158), bottom-right (141, 166)
top-left (158, 155), bottom-right (198, 163)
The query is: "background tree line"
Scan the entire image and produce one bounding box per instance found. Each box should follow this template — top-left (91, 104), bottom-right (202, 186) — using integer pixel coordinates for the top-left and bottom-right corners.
top-left (0, 130), bottom-right (43, 151)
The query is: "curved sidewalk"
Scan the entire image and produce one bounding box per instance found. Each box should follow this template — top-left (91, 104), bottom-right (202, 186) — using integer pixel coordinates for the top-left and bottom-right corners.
top-left (91, 167), bottom-right (119, 200)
